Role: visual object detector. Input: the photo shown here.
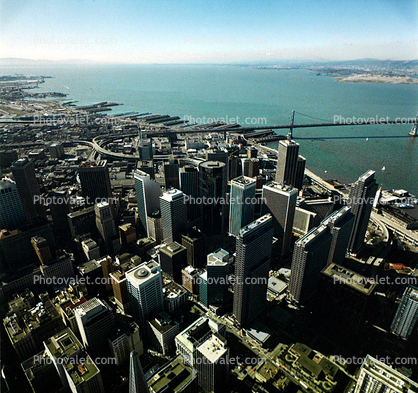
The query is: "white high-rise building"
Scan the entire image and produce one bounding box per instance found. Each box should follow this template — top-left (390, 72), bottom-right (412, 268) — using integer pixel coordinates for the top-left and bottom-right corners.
top-left (355, 355), bottom-right (418, 393)
top-left (390, 286), bottom-right (418, 340)
top-left (126, 261), bottom-right (164, 326)
top-left (160, 189), bottom-right (187, 244)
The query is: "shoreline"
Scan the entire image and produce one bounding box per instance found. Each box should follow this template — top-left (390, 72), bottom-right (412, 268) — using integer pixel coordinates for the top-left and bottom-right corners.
top-left (336, 74), bottom-right (418, 84)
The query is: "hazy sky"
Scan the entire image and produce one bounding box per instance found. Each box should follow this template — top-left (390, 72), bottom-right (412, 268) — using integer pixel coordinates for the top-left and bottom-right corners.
top-left (0, 0), bottom-right (417, 63)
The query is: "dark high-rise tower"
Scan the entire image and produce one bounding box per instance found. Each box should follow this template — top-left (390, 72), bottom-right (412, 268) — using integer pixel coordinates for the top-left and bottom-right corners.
top-left (233, 214), bottom-right (273, 326)
top-left (163, 161), bottom-right (180, 190)
top-left (275, 140), bottom-right (299, 186)
top-left (128, 350), bottom-right (150, 393)
top-left (347, 170), bottom-right (378, 254)
top-left (78, 161), bottom-right (112, 206)
top-left (199, 161), bottom-right (227, 234)
top-left (179, 165), bottom-right (200, 222)
top-left (229, 176), bottom-right (256, 236)
top-left (11, 158), bottom-right (45, 222)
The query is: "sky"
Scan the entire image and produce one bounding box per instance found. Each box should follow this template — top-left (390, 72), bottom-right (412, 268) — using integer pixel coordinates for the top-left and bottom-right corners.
top-left (0, 0), bottom-right (417, 64)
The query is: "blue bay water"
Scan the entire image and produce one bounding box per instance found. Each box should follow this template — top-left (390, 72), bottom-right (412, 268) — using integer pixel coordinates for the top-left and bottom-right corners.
top-left (1, 64), bottom-right (417, 195)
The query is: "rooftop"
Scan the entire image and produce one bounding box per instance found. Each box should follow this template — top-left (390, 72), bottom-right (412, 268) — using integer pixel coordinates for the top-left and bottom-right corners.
top-left (322, 263), bottom-right (376, 295)
top-left (197, 333), bottom-right (228, 363)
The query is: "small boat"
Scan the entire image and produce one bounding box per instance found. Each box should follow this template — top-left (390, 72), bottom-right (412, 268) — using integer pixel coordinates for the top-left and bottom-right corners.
top-left (366, 138), bottom-right (369, 141)
top-left (381, 166), bottom-right (386, 171)
top-left (409, 116), bottom-right (417, 136)
top-left (395, 203), bottom-right (414, 209)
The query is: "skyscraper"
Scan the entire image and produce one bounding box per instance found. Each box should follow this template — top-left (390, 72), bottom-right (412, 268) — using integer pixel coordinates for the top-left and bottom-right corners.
top-left (390, 286), bottom-right (418, 340)
top-left (31, 236), bottom-right (53, 265)
top-left (262, 182), bottom-right (297, 256)
top-left (181, 228), bottom-right (206, 268)
top-left (295, 156), bottom-right (306, 190)
top-left (275, 140), bottom-right (299, 187)
top-left (138, 138), bottom-right (153, 160)
top-left (201, 248), bottom-right (229, 307)
top-left (160, 189), bottom-right (187, 244)
top-left (78, 161), bottom-right (112, 206)
top-left (74, 297), bottom-right (115, 357)
top-left (288, 209), bottom-right (354, 305)
top-left (195, 334), bottom-right (229, 393)
top-left (199, 161), bottom-right (227, 234)
top-left (229, 176), bottom-right (256, 236)
top-left (164, 161), bottom-right (180, 190)
top-left (233, 214), bottom-right (273, 326)
top-left (322, 206), bottom-right (354, 265)
top-left (126, 261), bottom-right (164, 326)
top-left (0, 178), bottom-right (27, 230)
top-left (95, 201), bottom-right (116, 248)
top-left (128, 350), bottom-right (150, 393)
top-left (347, 170), bottom-right (378, 254)
top-left (134, 169), bottom-right (161, 237)
top-left (11, 158), bottom-right (45, 222)
top-left (179, 165), bottom-right (200, 221)
top-left (355, 355), bottom-right (418, 393)
top-left (159, 242), bottom-right (187, 283)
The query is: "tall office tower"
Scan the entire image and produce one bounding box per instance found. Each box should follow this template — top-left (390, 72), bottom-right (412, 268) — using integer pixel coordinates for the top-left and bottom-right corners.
top-left (67, 206), bottom-right (96, 238)
top-left (159, 242), bottom-right (187, 283)
top-left (347, 170), bottom-right (378, 254)
top-left (318, 263), bottom-right (376, 336)
top-left (49, 189), bottom-right (71, 234)
top-left (295, 156), bottom-right (306, 190)
top-left (322, 206), bottom-right (354, 265)
top-left (390, 286), bottom-right (418, 340)
top-left (179, 165), bottom-right (200, 221)
top-left (0, 218), bottom-right (55, 274)
top-left (229, 176), bottom-right (256, 236)
top-left (160, 189), bottom-right (187, 244)
top-left (242, 158), bottom-right (259, 178)
top-left (126, 261), bottom-right (164, 326)
top-left (48, 142), bottom-right (65, 158)
top-left (355, 355), bottom-right (418, 393)
top-left (129, 350), bottom-right (150, 393)
top-left (95, 201), bottom-right (116, 247)
top-left (288, 225), bottom-right (333, 305)
top-left (247, 146), bottom-right (258, 158)
top-left (275, 140), bottom-right (300, 186)
top-left (78, 161), bottom-right (112, 206)
top-left (138, 138), bottom-right (153, 160)
top-left (0, 178), bottom-right (27, 230)
top-left (11, 158), bottom-right (45, 222)
top-left (147, 212), bottom-right (163, 244)
top-left (74, 297), bottom-right (115, 357)
top-left (262, 182), bottom-right (297, 256)
top-left (181, 228), bottom-right (206, 268)
top-left (233, 214), bottom-right (273, 326)
top-left (31, 236), bottom-right (52, 265)
top-left (195, 334), bottom-right (229, 393)
top-left (201, 248), bottom-right (229, 307)
top-left (44, 328), bottom-right (105, 393)
top-left (77, 259), bottom-right (107, 299)
top-left (199, 161), bottom-right (227, 234)
top-left (206, 149), bottom-right (228, 169)
top-left (164, 160), bottom-right (180, 190)
top-left (228, 155), bottom-right (241, 180)
top-left (134, 169), bottom-right (162, 237)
